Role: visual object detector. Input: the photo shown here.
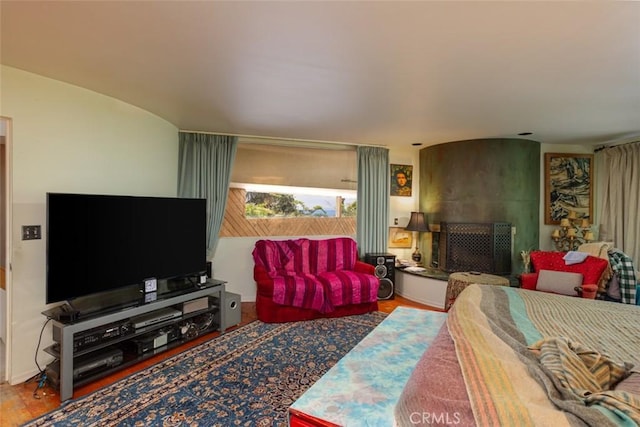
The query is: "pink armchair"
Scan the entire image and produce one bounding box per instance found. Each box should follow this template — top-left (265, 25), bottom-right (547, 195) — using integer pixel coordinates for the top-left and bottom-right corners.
top-left (252, 237), bottom-right (379, 322)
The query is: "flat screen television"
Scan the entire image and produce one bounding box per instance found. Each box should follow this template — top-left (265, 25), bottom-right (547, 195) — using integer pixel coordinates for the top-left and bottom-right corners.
top-left (46, 193), bottom-right (207, 305)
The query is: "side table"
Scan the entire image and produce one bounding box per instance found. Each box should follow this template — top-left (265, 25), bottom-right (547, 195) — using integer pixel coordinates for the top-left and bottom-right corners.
top-left (446, 272), bottom-right (509, 310)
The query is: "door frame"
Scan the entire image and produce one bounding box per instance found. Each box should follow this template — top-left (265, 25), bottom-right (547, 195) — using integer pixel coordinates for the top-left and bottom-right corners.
top-left (1, 116), bottom-right (13, 382)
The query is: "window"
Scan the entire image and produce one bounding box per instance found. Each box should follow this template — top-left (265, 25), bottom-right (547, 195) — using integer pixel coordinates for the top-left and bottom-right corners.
top-left (239, 184), bottom-right (356, 218)
top-left (231, 139), bottom-right (358, 219)
top-left (221, 138), bottom-right (358, 237)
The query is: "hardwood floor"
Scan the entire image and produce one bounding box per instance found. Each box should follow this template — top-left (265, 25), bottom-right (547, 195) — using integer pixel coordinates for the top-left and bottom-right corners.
top-left (0, 296), bottom-right (441, 426)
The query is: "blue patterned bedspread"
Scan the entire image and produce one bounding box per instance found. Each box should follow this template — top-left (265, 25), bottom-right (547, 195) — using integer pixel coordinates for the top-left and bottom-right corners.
top-left (289, 307), bottom-right (447, 426)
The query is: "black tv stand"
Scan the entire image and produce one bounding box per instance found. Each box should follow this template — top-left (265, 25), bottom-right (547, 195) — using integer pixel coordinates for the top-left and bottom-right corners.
top-left (42, 279), bottom-right (226, 402)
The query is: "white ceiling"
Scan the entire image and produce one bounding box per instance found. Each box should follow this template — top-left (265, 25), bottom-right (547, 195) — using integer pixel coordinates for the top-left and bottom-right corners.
top-left (1, 1), bottom-right (639, 148)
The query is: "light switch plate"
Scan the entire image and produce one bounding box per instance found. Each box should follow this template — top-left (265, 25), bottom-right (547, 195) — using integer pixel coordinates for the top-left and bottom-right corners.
top-left (22, 225), bottom-right (41, 240)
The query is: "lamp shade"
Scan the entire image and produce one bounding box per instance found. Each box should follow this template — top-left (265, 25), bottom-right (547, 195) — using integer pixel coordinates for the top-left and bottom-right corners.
top-left (405, 212), bottom-right (430, 232)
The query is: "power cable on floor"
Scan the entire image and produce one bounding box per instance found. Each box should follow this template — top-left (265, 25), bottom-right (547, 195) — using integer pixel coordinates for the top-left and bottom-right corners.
top-left (27, 318), bottom-right (51, 399)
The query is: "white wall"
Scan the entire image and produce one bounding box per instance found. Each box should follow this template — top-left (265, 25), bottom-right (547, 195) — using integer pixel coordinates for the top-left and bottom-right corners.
top-left (388, 146), bottom-right (421, 261)
top-left (0, 66), bottom-right (179, 384)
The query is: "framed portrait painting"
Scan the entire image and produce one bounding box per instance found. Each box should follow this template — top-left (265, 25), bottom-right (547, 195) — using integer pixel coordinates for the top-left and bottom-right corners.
top-left (390, 164), bottom-right (412, 197)
top-left (544, 153), bottom-right (593, 224)
top-left (388, 227), bottom-right (412, 248)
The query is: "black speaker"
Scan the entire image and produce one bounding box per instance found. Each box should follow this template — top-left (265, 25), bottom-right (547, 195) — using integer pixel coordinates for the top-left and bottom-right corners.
top-left (364, 253), bottom-right (396, 300)
top-left (206, 261), bottom-right (212, 279)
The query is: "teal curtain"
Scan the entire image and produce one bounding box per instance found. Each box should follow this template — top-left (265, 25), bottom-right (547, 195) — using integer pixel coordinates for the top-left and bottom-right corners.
top-left (178, 132), bottom-right (238, 258)
top-left (356, 146), bottom-right (389, 257)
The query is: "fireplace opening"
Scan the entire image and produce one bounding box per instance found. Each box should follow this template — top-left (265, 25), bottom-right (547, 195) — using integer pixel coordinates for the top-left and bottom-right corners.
top-left (437, 222), bottom-right (512, 275)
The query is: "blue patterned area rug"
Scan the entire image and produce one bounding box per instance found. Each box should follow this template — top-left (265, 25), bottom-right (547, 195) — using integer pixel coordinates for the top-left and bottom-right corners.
top-left (25, 312), bottom-right (387, 427)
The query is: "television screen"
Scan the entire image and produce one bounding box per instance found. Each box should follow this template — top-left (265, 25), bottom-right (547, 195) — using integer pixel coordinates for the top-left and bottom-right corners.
top-left (46, 193), bottom-right (207, 304)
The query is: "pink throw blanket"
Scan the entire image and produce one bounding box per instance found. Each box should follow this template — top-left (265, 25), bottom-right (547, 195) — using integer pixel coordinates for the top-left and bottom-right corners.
top-left (253, 238), bottom-right (378, 313)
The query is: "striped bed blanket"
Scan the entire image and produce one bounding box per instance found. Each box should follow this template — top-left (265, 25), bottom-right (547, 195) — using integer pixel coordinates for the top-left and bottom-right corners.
top-left (445, 285), bottom-right (640, 426)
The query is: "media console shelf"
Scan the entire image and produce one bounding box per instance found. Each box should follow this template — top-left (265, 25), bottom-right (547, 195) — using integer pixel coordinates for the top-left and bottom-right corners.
top-left (42, 279), bottom-right (226, 402)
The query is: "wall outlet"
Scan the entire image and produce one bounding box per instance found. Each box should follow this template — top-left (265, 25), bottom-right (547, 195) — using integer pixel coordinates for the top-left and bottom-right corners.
top-left (22, 225), bottom-right (41, 240)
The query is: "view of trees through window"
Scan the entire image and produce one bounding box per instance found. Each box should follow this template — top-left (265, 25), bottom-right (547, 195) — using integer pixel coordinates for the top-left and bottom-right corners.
top-left (245, 191), bottom-right (357, 218)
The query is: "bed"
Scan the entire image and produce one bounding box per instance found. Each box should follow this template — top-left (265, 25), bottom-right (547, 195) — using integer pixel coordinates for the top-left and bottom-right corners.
top-left (395, 285), bottom-right (640, 426)
top-left (289, 306), bottom-right (447, 426)
top-left (290, 285), bottom-right (640, 426)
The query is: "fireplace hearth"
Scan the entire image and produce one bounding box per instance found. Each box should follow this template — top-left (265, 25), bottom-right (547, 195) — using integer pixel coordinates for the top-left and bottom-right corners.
top-left (438, 222), bottom-right (512, 275)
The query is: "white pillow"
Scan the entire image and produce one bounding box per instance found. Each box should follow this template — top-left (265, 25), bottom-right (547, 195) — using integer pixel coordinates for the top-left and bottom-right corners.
top-left (536, 270), bottom-right (583, 296)
top-left (563, 251), bottom-right (588, 265)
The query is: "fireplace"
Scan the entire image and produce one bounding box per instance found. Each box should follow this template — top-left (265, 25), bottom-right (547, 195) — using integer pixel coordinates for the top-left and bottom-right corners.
top-left (438, 222), bottom-right (512, 275)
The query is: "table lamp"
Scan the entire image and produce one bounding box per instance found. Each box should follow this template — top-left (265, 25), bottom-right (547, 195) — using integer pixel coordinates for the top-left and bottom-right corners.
top-left (405, 211), bottom-right (430, 263)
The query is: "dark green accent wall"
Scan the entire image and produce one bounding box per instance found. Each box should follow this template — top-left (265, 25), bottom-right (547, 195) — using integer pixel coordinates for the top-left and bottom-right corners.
top-left (420, 138), bottom-right (540, 274)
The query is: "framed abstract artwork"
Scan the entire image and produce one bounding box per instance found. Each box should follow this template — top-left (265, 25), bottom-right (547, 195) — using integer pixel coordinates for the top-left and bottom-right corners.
top-left (544, 153), bottom-right (593, 224)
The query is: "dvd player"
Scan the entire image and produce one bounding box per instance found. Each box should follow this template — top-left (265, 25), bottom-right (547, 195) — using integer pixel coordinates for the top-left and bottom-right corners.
top-left (46, 348), bottom-right (124, 387)
top-left (132, 307), bottom-right (182, 329)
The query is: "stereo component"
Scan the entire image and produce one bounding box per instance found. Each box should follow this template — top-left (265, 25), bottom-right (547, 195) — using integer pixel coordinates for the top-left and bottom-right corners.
top-left (182, 297), bottom-right (209, 314)
top-left (46, 347), bottom-right (124, 387)
top-left (131, 307), bottom-right (182, 329)
top-left (130, 326), bottom-right (180, 354)
top-left (224, 291), bottom-right (241, 330)
top-left (206, 261), bottom-right (213, 280)
top-left (377, 278), bottom-right (395, 301)
top-left (178, 310), bottom-right (217, 340)
top-left (73, 348), bottom-right (123, 379)
top-left (364, 253), bottom-right (396, 300)
top-left (53, 320), bottom-right (134, 352)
